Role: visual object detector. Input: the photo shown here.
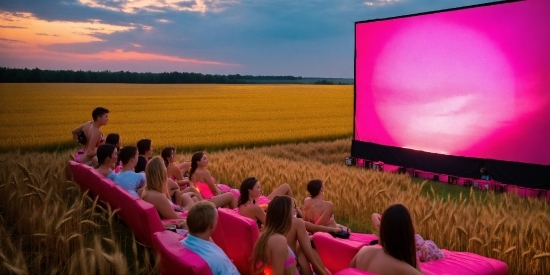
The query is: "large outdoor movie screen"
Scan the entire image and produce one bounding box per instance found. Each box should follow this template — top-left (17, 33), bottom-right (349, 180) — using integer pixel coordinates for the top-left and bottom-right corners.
top-left (355, 0), bottom-right (550, 166)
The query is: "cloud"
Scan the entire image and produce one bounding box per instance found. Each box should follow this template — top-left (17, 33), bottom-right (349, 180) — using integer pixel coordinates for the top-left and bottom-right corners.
top-left (35, 33), bottom-right (59, 36)
top-left (365, 0), bottom-right (402, 7)
top-left (73, 48), bottom-right (238, 65)
top-left (78, 0), bottom-right (238, 14)
top-left (0, 11), bottom-right (133, 45)
top-left (0, 37), bottom-right (25, 43)
top-left (0, 25), bottom-right (26, 29)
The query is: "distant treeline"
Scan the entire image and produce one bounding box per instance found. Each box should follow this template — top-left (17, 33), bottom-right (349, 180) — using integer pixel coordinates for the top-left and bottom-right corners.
top-left (0, 67), bottom-right (322, 84)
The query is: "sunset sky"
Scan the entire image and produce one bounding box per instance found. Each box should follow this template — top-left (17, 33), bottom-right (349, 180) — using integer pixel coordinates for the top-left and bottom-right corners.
top-left (0, 0), bottom-right (496, 77)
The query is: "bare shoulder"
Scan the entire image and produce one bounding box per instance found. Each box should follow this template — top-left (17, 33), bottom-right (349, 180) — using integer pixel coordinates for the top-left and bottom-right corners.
top-left (195, 168), bottom-right (211, 178)
top-left (292, 216), bottom-right (305, 226)
top-left (168, 165), bottom-right (179, 174)
top-left (146, 190), bottom-right (167, 202)
top-left (268, 234), bottom-right (288, 249)
top-left (356, 245), bottom-right (380, 258)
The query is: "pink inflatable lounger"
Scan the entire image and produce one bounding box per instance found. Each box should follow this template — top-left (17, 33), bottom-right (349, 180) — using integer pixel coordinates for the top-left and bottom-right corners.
top-left (211, 208), bottom-right (260, 275)
top-left (312, 232), bottom-right (508, 275)
top-left (152, 230), bottom-right (213, 275)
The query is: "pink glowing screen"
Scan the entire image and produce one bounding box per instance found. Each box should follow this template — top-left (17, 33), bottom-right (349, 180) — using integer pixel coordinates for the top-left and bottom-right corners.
top-left (355, 0), bottom-right (550, 165)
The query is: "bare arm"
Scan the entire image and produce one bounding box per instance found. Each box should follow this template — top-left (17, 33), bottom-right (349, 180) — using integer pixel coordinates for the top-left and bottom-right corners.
top-left (252, 205), bottom-right (267, 225)
top-left (201, 170), bottom-right (221, 196)
top-left (303, 221), bottom-right (340, 233)
top-left (149, 192), bottom-right (183, 220)
top-left (170, 166), bottom-right (190, 187)
top-left (71, 122), bottom-right (88, 142)
top-left (350, 253), bottom-right (358, 268)
top-left (371, 213), bottom-right (381, 235)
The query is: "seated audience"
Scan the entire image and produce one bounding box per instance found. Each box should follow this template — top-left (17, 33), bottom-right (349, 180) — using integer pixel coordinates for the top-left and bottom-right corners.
top-left (180, 201), bottom-right (240, 275)
top-left (252, 196), bottom-right (299, 275)
top-left (350, 204), bottom-right (422, 275)
top-left (237, 177), bottom-right (294, 227)
top-left (161, 147), bottom-right (202, 200)
top-left (189, 151), bottom-right (237, 209)
top-left (71, 107), bottom-right (109, 166)
top-left (105, 133), bottom-right (122, 172)
top-left (302, 179), bottom-right (347, 231)
top-left (112, 146), bottom-right (146, 197)
top-left (141, 157), bottom-right (195, 218)
top-left (135, 138), bottom-right (153, 173)
top-left (95, 144), bottom-right (118, 179)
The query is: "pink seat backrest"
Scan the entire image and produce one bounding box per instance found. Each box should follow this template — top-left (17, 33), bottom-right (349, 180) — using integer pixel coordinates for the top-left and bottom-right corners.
top-left (211, 208), bottom-right (259, 275)
top-left (312, 232), bottom-right (366, 274)
top-left (135, 199), bottom-right (165, 247)
top-left (334, 268), bottom-right (377, 275)
top-left (111, 184), bottom-right (163, 247)
top-left (97, 178), bottom-right (117, 209)
top-left (70, 162), bottom-right (93, 193)
top-left (152, 231), bottom-right (213, 275)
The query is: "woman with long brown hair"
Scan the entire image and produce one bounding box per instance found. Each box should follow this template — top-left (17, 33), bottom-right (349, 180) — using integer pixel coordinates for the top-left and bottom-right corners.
top-left (350, 204), bottom-right (422, 275)
top-left (188, 151), bottom-right (237, 208)
top-left (251, 196), bottom-right (299, 275)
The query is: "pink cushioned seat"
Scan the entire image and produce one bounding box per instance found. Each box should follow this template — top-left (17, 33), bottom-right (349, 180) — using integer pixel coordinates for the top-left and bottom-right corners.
top-left (211, 208), bottom-right (260, 275)
top-left (420, 250), bottom-right (508, 275)
top-left (312, 232), bottom-right (508, 275)
top-left (312, 232), bottom-right (371, 274)
top-left (112, 184), bottom-right (164, 247)
top-left (152, 230), bottom-right (213, 275)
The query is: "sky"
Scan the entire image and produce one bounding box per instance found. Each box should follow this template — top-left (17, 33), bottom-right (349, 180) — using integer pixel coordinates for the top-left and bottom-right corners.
top-left (0, 0), bottom-right (498, 78)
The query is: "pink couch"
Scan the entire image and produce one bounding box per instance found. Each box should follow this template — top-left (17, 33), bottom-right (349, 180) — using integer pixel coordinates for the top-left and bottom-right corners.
top-left (211, 208), bottom-right (260, 275)
top-left (152, 230), bottom-right (213, 275)
top-left (69, 161), bottom-right (165, 247)
top-left (312, 232), bottom-right (508, 275)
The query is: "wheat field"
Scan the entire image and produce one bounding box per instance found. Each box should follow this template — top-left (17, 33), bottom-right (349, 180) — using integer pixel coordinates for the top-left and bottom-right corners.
top-left (0, 84), bottom-right (548, 275)
top-left (0, 83), bottom-right (352, 151)
top-left (2, 140), bottom-right (548, 275)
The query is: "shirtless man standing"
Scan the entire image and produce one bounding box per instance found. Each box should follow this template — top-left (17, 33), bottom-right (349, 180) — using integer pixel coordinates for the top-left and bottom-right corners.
top-left (72, 107), bottom-right (109, 166)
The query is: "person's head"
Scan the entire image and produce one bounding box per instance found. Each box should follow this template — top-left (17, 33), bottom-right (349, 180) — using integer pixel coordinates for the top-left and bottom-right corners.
top-left (252, 196), bottom-right (293, 273)
top-left (118, 146), bottom-right (139, 167)
top-left (92, 107), bottom-right (109, 125)
top-left (105, 133), bottom-right (121, 149)
top-left (144, 156), bottom-right (168, 195)
top-left (189, 152), bottom-right (207, 180)
top-left (379, 204), bottom-right (418, 269)
top-left (137, 139), bottom-right (153, 156)
top-left (161, 147), bottom-right (176, 167)
top-left (238, 177), bottom-right (261, 206)
top-left (307, 179), bottom-right (323, 197)
top-left (187, 201), bottom-right (218, 236)
top-left (96, 144), bottom-right (117, 166)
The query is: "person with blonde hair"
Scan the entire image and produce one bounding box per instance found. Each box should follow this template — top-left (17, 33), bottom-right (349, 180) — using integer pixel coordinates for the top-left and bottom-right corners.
top-left (141, 157), bottom-right (195, 220)
top-left (181, 201), bottom-right (240, 275)
top-left (252, 196), bottom-right (299, 275)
